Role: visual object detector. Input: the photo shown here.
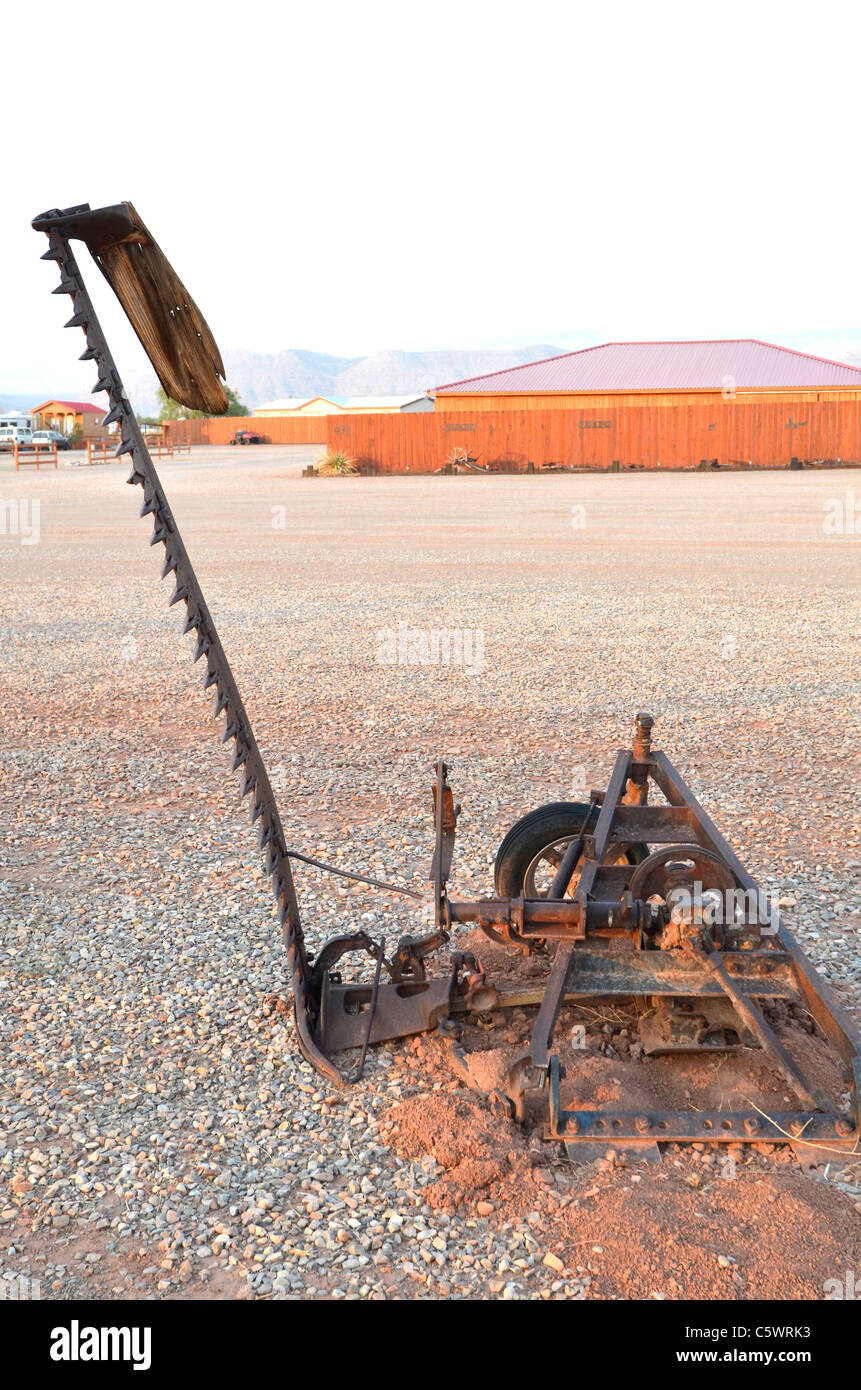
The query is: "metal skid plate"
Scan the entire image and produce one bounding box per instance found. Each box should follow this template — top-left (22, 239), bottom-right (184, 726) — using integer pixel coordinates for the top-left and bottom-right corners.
top-left (318, 970), bottom-right (455, 1051)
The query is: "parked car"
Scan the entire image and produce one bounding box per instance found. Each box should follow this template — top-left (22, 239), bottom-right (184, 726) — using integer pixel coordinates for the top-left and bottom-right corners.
top-left (230, 430), bottom-right (262, 446)
top-left (31, 429), bottom-right (71, 451)
top-left (0, 414), bottom-right (33, 449)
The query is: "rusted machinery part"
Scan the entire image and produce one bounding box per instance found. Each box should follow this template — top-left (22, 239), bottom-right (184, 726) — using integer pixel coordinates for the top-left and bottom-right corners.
top-left (629, 844), bottom-right (739, 948)
top-left (686, 937), bottom-right (836, 1114)
top-left (628, 844), bottom-right (738, 900)
top-left (488, 799), bottom-right (648, 949)
top-left (35, 211), bottom-right (346, 1085)
top-left (531, 715), bottom-right (861, 1153)
top-left (285, 848), bottom-right (423, 901)
top-left (292, 970), bottom-right (347, 1087)
top-left (448, 892), bottom-right (654, 942)
top-left (32, 203), bottom-right (227, 416)
top-left (494, 799), bottom-right (599, 904)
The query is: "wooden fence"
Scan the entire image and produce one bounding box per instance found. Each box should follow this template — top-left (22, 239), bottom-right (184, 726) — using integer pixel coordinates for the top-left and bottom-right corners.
top-left (324, 400), bottom-right (861, 472)
top-left (13, 443), bottom-right (57, 470)
top-left (164, 415), bottom-right (326, 446)
top-left (163, 398), bottom-right (861, 471)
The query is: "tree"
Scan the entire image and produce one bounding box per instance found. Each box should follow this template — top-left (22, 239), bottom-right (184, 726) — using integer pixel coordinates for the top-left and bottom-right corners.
top-left (156, 384), bottom-right (249, 422)
top-left (224, 386), bottom-right (249, 417)
top-left (156, 387), bottom-right (203, 422)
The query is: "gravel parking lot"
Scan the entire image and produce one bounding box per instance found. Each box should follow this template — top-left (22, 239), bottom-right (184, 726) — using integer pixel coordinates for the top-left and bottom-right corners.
top-left (1, 448), bottom-right (860, 1300)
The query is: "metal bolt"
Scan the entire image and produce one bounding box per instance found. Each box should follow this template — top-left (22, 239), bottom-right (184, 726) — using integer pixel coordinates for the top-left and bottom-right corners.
top-left (567, 1114), bottom-right (580, 1135)
top-left (744, 1117), bottom-right (759, 1134)
top-left (835, 1117), bottom-right (855, 1138)
top-left (632, 713), bottom-right (654, 763)
top-left (635, 1114), bottom-right (651, 1133)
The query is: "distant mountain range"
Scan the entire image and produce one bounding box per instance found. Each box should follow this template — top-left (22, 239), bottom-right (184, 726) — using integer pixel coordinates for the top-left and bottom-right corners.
top-left (7, 337), bottom-right (861, 419)
top-left (115, 345), bottom-right (566, 415)
top-left (213, 344), bottom-right (567, 411)
top-left (0, 391), bottom-right (59, 414)
top-left (0, 347), bottom-right (565, 417)
top-left (148, 339), bottom-right (861, 415)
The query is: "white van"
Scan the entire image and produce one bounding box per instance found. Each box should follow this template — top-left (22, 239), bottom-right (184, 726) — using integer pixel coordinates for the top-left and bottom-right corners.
top-left (0, 414), bottom-right (33, 449)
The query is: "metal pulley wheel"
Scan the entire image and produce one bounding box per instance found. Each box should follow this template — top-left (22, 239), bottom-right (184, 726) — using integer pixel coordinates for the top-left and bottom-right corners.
top-left (629, 845), bottom-right (738, 948)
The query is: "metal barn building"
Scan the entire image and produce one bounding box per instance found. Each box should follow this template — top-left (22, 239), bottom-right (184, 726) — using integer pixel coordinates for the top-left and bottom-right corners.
top-left (424, 340), bottom-right (861, 469)
top-left (434, 339), bottom-right (861, 411)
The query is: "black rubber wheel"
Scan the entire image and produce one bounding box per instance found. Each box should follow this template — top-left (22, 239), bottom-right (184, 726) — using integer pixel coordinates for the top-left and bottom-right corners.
top-left (494, 800), bottom-right (649, 900)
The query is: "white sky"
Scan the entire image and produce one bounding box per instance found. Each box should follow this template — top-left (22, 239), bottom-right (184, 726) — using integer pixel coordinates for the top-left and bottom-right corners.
top-left (2, 0), bottom-right (861, 398)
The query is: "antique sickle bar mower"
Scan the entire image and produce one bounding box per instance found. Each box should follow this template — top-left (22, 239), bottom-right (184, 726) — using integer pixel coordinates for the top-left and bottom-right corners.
top-left (33, 202), bottom-right (861, 1162)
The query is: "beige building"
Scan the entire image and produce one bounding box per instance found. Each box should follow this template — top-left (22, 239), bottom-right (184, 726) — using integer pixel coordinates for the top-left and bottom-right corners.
top-left (254, 394), bottom-right (433, 418)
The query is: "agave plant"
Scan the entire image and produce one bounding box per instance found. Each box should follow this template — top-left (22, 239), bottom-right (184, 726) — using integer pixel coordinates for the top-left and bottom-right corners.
top-left (315, 450), bottom-right (358, 476)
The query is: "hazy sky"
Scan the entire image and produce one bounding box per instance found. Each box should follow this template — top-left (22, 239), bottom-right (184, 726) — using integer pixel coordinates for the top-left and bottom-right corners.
top-left (3, 0), bottom-right (861, 399)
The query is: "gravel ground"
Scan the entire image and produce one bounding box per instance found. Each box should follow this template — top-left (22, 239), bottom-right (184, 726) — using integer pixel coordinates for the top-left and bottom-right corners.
top-left (0, 449), bottom-right (859, 1300)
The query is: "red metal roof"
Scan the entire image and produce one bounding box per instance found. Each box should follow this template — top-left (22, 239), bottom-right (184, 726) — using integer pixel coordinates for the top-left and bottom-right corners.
top-left (32, 400), bottom-right (105, 413)
top-left (435, 340), bottom-right (861, 394)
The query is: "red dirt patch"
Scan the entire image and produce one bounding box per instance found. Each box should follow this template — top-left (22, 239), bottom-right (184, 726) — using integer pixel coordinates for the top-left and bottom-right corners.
top-left (384, 1083), bottom-right (861, 1299)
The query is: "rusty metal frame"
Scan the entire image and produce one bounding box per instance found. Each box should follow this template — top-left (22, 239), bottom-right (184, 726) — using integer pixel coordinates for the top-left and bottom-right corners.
top-left (517, 718), bottom-right (861, 1153)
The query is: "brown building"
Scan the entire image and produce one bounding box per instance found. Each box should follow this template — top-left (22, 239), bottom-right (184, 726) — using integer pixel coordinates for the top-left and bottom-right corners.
top-left (31, 399), bottom-right (108, 439)
top-left (426, 340), bottom-right (861, 469)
